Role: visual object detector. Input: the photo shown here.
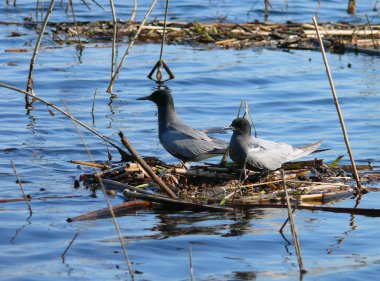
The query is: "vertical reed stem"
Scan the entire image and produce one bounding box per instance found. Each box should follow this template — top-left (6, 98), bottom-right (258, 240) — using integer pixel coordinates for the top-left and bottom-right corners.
top-left (109, 0), bottom-right (117, 83)
top-left (26, 0), bottom-right (55, 106)
top-left (107, 0), bottom-right (158, 93)
top-left (282, 170), bottom-right (306, 274)
top-left (11, 160), bottom-right (33, 214)
top-left (312, 15), bottom-right (362, 193)
top-left (365, 14), bottom-right (378, 49)
top-left (68, 0), bottom-right (83, 48)
top-left (131, 0), bottom-right (137, 21)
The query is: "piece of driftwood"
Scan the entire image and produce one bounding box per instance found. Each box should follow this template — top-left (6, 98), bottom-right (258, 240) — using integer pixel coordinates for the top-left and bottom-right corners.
top-left (67, 200), bottom-right (152, 222)
top-left (123, 190), bottom-right (233, 212)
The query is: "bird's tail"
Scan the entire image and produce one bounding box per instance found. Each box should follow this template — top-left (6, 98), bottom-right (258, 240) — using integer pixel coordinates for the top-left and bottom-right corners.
top-left (288, 140), bottom-right (323, 161)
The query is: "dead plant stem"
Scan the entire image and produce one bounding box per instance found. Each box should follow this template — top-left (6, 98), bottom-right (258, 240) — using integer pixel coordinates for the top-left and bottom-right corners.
top-left (109, 0), bottom-right (117, 87)
top-left (68, 0), bottom-right (83, 47)
top-left (312, 15), bottom-right (362, 193)
top-left (107, 0), bottom-right (158, 93)
top-left (282, 169), bottom-right (306, 274)
top-left (10, 160), bottom-right (33, 214)
top-left (119, 132), bottom-right (178, 199)
top-left (64, 102), bottom-right (134, 280)
top-left (26, 0), bottom-right (55, 105)
top-left (61, 231), bottom-right (79, 261)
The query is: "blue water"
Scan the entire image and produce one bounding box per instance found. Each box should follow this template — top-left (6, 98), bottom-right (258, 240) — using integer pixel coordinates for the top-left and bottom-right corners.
top-left (1, 2), bottom-right (380, 281)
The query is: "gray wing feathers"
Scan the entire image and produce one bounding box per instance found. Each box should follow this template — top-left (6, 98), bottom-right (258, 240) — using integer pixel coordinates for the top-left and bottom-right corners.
top-left (246, 138), bottom-right (322, 170)
top-left (162, 123), bottom-right (228, 159)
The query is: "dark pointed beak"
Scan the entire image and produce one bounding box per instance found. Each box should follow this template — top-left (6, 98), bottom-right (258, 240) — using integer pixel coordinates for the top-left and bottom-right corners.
top-left (136, 95), bottom-right (151, 101)
top-left (224, 126), bottom-right (234, 131)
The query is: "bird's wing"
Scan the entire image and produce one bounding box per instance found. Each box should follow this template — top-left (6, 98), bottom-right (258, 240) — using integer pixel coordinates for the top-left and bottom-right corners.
top-left (245, 137), bottom-right (294, 170)
top-left (163, 124), bottom-right (227, 159)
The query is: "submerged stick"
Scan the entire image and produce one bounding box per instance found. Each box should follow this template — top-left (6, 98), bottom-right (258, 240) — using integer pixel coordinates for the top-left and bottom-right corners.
top-left (67, 200), bottom-right (151, 222)
top-left (107, 0), bottom-right (158, 93)
top-left (0, 82), bottom-right (131, 161)
top-left (61, 231), bottom-right (79, 262)
top-left (312, 15), bottom-right (362, 193)
top-left (26, 0), bottom-right (55, 106)
top-left (282, 170), bottom-right (306, 274)
top-left (10, 160), bottom-right (33, 214)
top-left (119, 131), bottom-right (178, 199)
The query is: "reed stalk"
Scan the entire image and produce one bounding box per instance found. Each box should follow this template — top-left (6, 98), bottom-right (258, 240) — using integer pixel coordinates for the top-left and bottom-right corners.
top-left (312, 15), bottom-right (362, 193)
top-left (10, 160), bottom-right (33, 214)
top-left (107, 0), bottom-right (158, 93)
top-left (281, 170), bottom-right (306, 274)
top-left (118, 132), bottom-right (178, 199)
top-left (26, 0), bottom-right (55, 107)
top-left (61, 231), bottom-right (79, 262)
top-left (109, 0), bottom-right (117, 91)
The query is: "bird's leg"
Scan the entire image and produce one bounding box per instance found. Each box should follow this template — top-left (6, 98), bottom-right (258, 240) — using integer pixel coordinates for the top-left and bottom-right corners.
top-left (238, 158), bottom-right (249, 183)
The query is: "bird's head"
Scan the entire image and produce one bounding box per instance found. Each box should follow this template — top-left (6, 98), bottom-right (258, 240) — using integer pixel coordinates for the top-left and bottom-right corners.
top-left (230, 117), bottom-right (251, 136)
top-left (137, 89), bottom-right (174, 108)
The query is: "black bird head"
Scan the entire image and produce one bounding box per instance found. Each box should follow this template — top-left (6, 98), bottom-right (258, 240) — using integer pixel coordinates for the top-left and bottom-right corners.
top-left (137, 89), bottom-right (174, 108)
top-left (230, 117), bottom-right (252, 136)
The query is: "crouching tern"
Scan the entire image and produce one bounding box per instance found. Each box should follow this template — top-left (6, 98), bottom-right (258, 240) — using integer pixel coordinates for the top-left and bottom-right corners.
top-left (229, 117), bottom-right (322, 171)
top-left (137, 89), bottom-right (228, 163)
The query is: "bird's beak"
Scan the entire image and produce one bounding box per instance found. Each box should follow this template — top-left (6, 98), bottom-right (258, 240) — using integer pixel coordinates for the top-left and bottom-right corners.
top-left (136, 95), bottom-right (151, 101)
top-left (223, 126), bottom-right (234, 131)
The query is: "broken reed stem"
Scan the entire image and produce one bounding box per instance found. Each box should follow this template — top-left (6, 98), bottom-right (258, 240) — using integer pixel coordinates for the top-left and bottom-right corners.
top-left (68, 0), bottom-right (83, 48)
top-left (26, 0), bottom-right (55, 105)
top-left (109, 0), bottom-right (117, 89)
top-left (365, 14), bottom-right (378, 49)
top-left (156, 0), bottom-right (170, 80)
top-left (131, 0), bottom-right (137, 21)
top-left (312, 15), bottom-right (362, 193)
top-left (282, 170), bottom-right (306, 274)
top-left (64, 101), bottom-right (134, 280)
top-left (61, 231), bottom-right (79, 261)
top-left (10, 160), bottom-right (33, 214)
top-left (189, 245), bottom-right (195, 281)
top-left (118, 131), bottom-right (178, 199)
top-left (106, 0), bottom-right (158, 93)
top-left (0, 82), bottom-right (131, 160)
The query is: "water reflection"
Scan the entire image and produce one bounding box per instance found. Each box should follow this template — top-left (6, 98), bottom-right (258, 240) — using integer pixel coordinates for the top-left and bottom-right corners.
top-left (150, 208), bottom-right (271, 238)
top-left (10, 213), bottom-right (32, 244)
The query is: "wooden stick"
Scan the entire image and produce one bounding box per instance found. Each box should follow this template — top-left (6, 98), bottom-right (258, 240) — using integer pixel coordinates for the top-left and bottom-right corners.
top-left (107, 0), bottom-right (158, 93)
top-left (10, 160), bottom-right (33, 214)
top-left (123, 190), bottom-right (233, 212)
top-left (312, 15), bottom-right (362, 193)
top-left (282, 170), bottom-right (306, 274)
top-left (119, 131), bottom-right (178, 199)
top-left (0, 82), bottom-right (131, 161)
top-left (67, 200), bottom-right (151, 222)
top-left (26, 0), bottom-right (55, 106)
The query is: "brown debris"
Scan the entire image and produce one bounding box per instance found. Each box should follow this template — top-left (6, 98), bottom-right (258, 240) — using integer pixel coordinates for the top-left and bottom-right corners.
top-left (45, 20), bottom-right (380, 55)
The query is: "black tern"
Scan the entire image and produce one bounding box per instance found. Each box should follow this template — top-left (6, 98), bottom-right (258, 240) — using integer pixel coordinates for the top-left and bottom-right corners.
top-left (137, 89), bottom-right (228, 162)
top-left (229, 117), bottom-right (322, 171)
